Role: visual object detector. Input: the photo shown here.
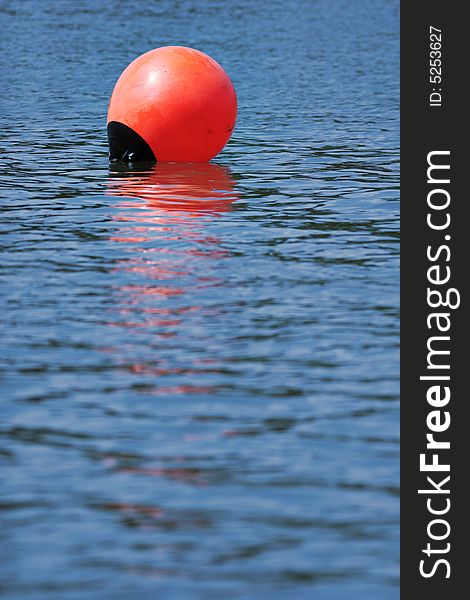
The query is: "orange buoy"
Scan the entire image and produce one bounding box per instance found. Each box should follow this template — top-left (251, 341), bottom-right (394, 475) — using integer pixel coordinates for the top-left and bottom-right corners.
top-left (107, 46), bottom-right (237, 163)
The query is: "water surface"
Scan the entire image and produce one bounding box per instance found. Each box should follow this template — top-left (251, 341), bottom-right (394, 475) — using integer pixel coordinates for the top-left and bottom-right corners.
top-left (1, 1), bottom-right (399, 598)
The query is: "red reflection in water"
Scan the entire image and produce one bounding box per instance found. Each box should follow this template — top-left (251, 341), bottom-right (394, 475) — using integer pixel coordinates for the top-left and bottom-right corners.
top-left (107, 162), bottom-right (237, 214)
top-left (104, 163), bottom-right (238, 397)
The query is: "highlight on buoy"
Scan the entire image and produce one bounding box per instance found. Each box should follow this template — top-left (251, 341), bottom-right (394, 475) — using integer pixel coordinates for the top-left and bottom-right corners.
top-left (107, 46), bottom-right (237, 163)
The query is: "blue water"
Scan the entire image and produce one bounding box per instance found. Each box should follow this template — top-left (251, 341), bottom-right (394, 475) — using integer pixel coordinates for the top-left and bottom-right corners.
top-left (0, 1), bottom-right (399, 598)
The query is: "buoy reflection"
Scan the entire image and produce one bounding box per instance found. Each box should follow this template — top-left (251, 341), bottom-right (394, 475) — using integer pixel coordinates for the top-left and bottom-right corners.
top-left (107, 162), bottom-right (237, 214)
top-left (104, 162), bottom-right (238, 399)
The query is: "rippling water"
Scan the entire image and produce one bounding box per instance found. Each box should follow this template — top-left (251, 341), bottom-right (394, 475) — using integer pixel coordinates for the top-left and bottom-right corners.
top-left (1, 1), bottom-right (399, 598)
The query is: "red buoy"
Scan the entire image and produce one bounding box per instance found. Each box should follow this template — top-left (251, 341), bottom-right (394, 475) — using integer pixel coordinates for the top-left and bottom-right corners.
top-left (107, 46), bottom-right (237, 163)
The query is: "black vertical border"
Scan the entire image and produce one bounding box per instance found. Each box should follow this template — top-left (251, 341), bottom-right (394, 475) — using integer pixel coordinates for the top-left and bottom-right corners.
top-left (401, 2), bottom-right (465, 598)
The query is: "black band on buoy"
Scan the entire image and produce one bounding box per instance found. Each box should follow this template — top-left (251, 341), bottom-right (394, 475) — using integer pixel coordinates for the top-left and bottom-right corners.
top-left (107, 121), bottom-right (156, 163)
